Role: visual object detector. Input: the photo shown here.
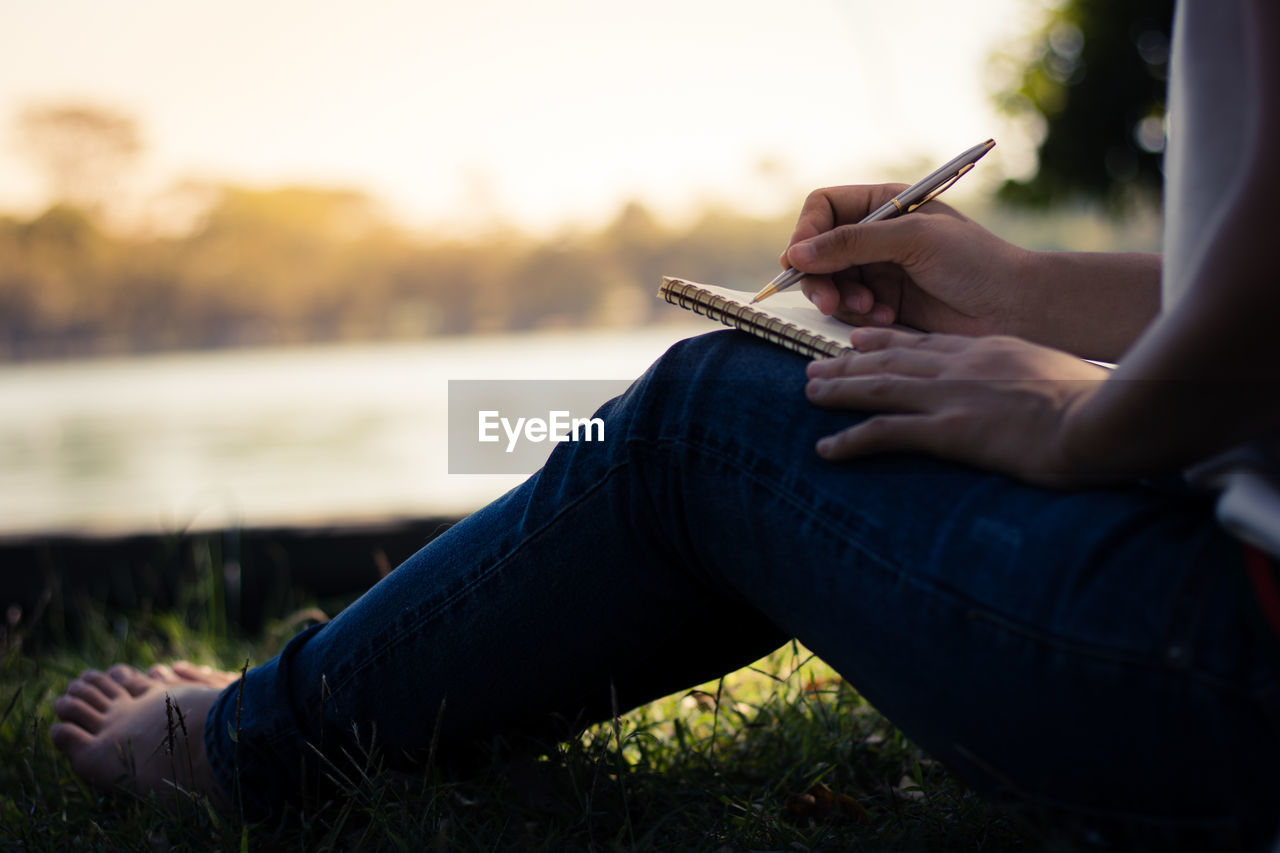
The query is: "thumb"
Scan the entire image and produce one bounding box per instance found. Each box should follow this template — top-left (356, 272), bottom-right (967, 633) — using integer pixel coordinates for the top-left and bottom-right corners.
top-left (787, 219), bottom-right (921, 275)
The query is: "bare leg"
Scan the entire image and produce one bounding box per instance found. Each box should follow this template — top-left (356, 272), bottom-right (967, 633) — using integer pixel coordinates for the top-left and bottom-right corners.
top-left (50, 668), bottom-right (231, 810)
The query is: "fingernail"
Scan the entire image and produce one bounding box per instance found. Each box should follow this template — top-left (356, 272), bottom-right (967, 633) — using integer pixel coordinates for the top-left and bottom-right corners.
top-left (816, 437), bottom-right (832, 456)
top-left (790, 242), bottom-right (816, 267)
top-left (871, 306), bottom-right (892, 324)
top-left (805, 378), bottom-right (825, 396)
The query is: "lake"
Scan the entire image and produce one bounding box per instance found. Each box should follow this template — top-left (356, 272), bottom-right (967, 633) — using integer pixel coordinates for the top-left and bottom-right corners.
top-left (0, 324), bottom-right (703, 537)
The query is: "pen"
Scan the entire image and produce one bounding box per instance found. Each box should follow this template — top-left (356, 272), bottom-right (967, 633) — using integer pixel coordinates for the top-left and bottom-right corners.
top-left (750, 138), bottom-right (995, 304)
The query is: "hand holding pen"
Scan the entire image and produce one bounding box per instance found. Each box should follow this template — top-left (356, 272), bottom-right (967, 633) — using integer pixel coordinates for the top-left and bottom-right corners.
top-left (751, 139), bottom-right (995, 304)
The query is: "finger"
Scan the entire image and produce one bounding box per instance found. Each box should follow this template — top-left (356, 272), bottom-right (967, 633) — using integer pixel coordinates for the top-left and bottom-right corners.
top-left (799, 268), bottom-right (873, 316)
top-left (825, 281), bottom-right (875, 316)
top-left (845, 348), bottom-right (947, 378)
top-left (805, 374), bottom-right (950, 413)
top-left (807, 352), bottom-right (859, 378)
top-left (798, 276), bottom-right (840, 314)
top-left (787, 215), bottom-right (927, 277)
top-left (828, 301), bottom-right (896, 327)
top-left (816, 413), bottom-right (945, 460)
top-left (788, 184), bottom-right (908, 247)
top-left (807, 346), bottom-right (944, 379)
top-left (847, 326), bottom-right (969, 353)
top-left (787, 188), bottom-right (839, 247)
top-left (832, 263), bottom-right (917, 326)
top-left (847, 327), bottom-right (928, 352)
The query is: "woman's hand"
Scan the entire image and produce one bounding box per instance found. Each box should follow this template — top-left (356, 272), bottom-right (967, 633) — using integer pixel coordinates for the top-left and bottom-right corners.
top-left (805, 327), bottom-right (1112, 487)
top-left (782, 184), bottom-right (1035, 337)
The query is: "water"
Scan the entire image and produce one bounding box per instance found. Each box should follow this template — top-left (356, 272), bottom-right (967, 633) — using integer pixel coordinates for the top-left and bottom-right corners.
top-left (0, 325), bottom-right (701, 537)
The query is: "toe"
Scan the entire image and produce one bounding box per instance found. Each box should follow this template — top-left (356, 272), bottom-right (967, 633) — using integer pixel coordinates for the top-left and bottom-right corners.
top-left (213, 671), bottom-right (241, 688)
top-left (53, 695), bottom-right (105, 733)
top-left (49, 720), bottom-right (93, 755)
top-left (170, 661), bottom-right (204, 681)
top-left (81, 670), bottom-right (124, 699)
top-left (172, 661), bottom-right (240, 687)
top-left (148, 664), bottom-right (178, 683)
top-left (108, 664), bottom-right (155, 697)
top-left (67, 679), bottom-right (112, 712)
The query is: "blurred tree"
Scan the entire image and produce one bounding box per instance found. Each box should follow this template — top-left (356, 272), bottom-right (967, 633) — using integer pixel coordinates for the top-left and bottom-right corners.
top-left (996, 0), bottom-right (1174, 210)
top-left (0, 187), bottom-right (801, 359)
top-left (177, 186), bottom-right (389, 343)
top-left (0, 205), bottom-right (113, 358)
top-left (11, 103), bottom-right (142, 214)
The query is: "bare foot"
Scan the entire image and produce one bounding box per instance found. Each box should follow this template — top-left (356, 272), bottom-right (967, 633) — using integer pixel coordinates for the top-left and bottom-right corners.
top-left (50, 668), bottom-right (231, 810)
top-left (144, 661), bottom-right (241, 690)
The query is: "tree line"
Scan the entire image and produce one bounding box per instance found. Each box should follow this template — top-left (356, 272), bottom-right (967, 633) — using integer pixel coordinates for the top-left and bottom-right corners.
top-left (0, 189), bottom-right (791, 361)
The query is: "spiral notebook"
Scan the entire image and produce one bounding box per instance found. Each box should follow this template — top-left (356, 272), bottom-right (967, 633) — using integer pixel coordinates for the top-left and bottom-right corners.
top-left (658, 276), bottom-right (856, 360)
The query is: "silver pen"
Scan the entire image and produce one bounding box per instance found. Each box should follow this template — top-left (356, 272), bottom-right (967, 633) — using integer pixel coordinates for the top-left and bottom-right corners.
top-left (750, 138), bottom-right (995, 304)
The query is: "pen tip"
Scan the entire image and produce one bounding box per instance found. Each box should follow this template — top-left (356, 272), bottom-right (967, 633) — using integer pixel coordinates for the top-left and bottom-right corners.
top-left (983, 138), bottom-right (996, 149)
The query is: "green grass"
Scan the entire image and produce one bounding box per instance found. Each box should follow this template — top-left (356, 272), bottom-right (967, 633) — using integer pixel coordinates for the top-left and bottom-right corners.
top-left (0, 565), bottom-right (1048, 851)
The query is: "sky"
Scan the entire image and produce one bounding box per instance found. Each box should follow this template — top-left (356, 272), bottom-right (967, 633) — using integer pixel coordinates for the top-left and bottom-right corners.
top-left (0, 0), bottom-right (1043, 234)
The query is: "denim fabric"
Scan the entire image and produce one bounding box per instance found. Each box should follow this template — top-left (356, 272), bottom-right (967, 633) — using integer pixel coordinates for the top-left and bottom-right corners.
top-left (205, 330), bottom-right (1280, 846)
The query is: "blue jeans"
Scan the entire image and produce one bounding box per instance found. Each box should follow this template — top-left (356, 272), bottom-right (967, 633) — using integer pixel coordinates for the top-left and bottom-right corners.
top-left (204, 331), bottom-right (1280, 846)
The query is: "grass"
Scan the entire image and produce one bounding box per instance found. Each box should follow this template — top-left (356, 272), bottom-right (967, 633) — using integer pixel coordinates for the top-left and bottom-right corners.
top-left (0, 555), bottom-right (1048, 851)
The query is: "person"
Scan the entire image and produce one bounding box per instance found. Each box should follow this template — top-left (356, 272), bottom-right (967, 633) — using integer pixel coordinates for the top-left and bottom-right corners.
top-left (49, 0), bottom-right (1280, 847)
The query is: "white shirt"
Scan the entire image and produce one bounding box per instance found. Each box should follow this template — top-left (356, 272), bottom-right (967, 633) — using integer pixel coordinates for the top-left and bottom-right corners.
top-left (1163, 0), bottom-right (1280, 555)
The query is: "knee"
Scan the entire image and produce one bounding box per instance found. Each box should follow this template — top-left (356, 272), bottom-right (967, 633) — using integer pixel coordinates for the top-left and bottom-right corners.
top-left (650, 330), bottom-right (799, 384)
top-left (611, 331), bottom-right (806, 436)
top-left (658, 329), bottom-right (744, 366)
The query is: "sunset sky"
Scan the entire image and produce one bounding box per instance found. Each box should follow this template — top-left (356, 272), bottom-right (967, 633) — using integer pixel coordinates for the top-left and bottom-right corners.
top-left (0, 0), bottom-right (1041, 234)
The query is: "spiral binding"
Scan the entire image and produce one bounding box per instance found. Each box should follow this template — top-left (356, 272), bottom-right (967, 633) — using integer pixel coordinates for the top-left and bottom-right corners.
top-left (660, 278), bottom-right (850, 360)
